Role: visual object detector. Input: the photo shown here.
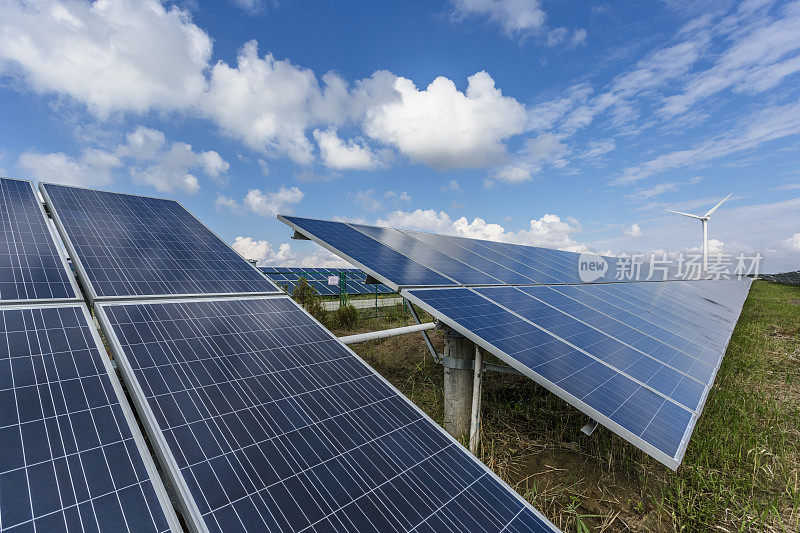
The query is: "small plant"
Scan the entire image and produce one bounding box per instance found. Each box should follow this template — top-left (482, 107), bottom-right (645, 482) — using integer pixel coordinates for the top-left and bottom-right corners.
top-left (292, 276), bottom-right (328, 323)
top-left (336, 304), bottom-right (358, 329)
top-left (384, 303), bottom-right (408, 323)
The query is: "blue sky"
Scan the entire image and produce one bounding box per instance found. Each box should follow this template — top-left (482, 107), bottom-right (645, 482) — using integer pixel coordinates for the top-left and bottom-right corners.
top-left (1, 0), bottom-right (799, 272)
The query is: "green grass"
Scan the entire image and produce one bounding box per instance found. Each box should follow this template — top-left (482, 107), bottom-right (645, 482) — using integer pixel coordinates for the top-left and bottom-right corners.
top-left (339, 281), bottom-right (800, 532)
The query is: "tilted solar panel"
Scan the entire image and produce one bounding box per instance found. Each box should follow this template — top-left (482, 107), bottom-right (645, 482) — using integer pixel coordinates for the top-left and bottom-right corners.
top-left (404, 279), bottom-right (751, 469)
top-left (261, 267), bottom-right (396, 296)
top-left (279, 216), bottom-right (686, 287)
top-left (0, 178), bottom-right (79, 303)
top-left (96, 296), bottom-right (558, 533)
top-left (41, 183), bottom-right (279, 301)
top-left (0, 302), bottom-right (179, 532)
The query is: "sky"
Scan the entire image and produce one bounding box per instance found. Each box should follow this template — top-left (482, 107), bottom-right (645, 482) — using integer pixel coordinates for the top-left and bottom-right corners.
top-left (1, 0), bottom-right (799, 273)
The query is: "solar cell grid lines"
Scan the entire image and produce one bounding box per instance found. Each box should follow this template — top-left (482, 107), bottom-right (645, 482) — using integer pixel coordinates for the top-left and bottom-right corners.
top-left (0, 178), bottom-right (79, 303)
top-left (40, 183), bottom-right (279, 301)
top-left (0, 302), bottom-right (179, 532)
top-left (96, 296), bottom-right (558, 533)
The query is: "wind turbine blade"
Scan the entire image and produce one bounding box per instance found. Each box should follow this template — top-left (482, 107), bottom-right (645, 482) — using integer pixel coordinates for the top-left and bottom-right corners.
top-left (704, 193), bottom-right (733, 218)
top-left (666, 209), bottom-right (703, 219)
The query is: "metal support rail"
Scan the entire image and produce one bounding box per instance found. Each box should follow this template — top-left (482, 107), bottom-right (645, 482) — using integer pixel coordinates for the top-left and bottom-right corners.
top-left (338, 322), bottom-right (436, 344)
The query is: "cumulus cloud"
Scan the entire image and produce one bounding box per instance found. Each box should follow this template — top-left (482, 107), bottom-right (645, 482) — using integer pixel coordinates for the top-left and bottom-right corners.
top-left (350, 189), bottom-right (383, 212)
top-left (625, 223), bottom-right (643, 237)
top-left (384, 190), bottom-right (411, 202)
top-left (18, 125), bottom-right (225, 193)
top-left (231, 236), bottom-right (349, 267)
top-left (785, 233), bottom-right (800, 251)
top-left (201, 41), bottom-right (330, 164)
top-left (0, 0), bottom-right (211, 117)
top-left (376, 209), bottom-right (585, 251)
top-left (243, 186), bottom-right (304, 217)
top-left (439, 180), bottom-right (463, 193)
top-left (362, 71), bottom-right (526, 170)
top-left (18, 148), bottom-right (121, 187)
top-left (312, 127), bottom-right (380, 170)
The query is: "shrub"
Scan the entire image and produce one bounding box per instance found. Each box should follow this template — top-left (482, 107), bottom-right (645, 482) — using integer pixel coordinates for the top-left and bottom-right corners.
top-left (384, 303), bottom-right (408, 323)
top-left (336, 304), bottom-right (358, 329)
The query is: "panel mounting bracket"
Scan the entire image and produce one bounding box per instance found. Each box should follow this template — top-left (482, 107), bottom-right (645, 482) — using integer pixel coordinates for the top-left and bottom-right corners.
top-left (581, 419), bottom-right (599, 436)
top-left (291, 230), bottom-right (310, 240)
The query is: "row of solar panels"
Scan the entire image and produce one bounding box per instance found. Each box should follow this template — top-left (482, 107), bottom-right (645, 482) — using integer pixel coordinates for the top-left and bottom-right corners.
top-left (278, 216), bottom-right (689, 288)
top-left (0, 177), bottom-right (558, 532)
top-left (279, 215), bottom-right (753, 470)
top-left (259, 267), bottom-right (395, 296)
top-left (759, 270), bottom-right (800, 285)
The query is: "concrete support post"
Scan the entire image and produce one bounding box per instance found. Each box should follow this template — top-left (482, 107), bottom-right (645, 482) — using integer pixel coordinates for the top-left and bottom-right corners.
top-left (443, 328), bottom-right (474, 441)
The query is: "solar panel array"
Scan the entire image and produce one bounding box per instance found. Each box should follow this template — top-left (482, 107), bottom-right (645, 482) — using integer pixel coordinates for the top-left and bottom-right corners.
top-left (25, 183), bottom-right (558, 531)
top-left (0, 178), bottom-right (78, 302)
top-left (278, 215), bottom-right (752, 470)
top-left (760, 270), bottom-right (800, 285)
top-left (41, 183), bottom-right (279, 301)
top-left (260, 267), bottom-right (395, 295)
top-left (97, 297), bottom-right (557, 533)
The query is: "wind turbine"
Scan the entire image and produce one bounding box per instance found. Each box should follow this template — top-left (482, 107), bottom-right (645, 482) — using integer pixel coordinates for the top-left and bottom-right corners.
top-left (666, 193), bottom-right (732, 271)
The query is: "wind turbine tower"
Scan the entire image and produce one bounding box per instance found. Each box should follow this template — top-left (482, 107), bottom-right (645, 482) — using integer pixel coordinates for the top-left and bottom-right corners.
top-left (666, 193), bottom-right (732, 271)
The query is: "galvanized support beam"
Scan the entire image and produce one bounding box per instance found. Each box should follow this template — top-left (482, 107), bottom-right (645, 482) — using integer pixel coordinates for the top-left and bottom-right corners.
top-left (338, 322), bottom-right (436, 345)
top-left (406, 298), bottom-right (440, 363)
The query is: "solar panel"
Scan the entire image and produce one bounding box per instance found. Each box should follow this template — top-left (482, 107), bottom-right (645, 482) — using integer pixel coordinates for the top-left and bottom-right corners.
top-left (404, 279), bottom-right (750, 469)
top-left (278, 217), bottom-right (456, 289)
top-left (279, 217), bottom-right (685, 287)
top-left (40, 183), bottom-right (279, 301)
top-left (96, 296), bottom-right (558, 532)
top-left (277, 216), bottom-right (750, 468)
top-left (0, 178), bottom-right (79, 303)
top-left (0, 302), bottom-right (180, 532)
top-left (261, 267), bottom-right (396, 296)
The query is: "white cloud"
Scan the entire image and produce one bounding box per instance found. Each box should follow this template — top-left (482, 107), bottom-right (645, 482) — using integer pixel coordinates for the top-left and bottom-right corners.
top-left (122, 128), bottom-right (228, 193)
top-left (312, 127), bottom-right (380, 170)
top-left (0, 0), bottom-right (211, 117)
top-left (450, 0), bottom-right (552, 38)
top-left (362, 71), bottom-right (526, 170)
top-left (232, 236), bottom-right (348, 267)
top-left (201, 41), bottom-right (329, 164)
top-left (489, 163), bottom-right (534, 186)
top-left (214, 194), bottom-right (239, 212)
top-left (785, 233), bottom-right (800, 251)
top-left (546, 27), bottom-right (587, 48)
top-left (439, 180), bottom-right (463, 193)
top-left (18, 148), bottom-right (120, 187)
top-left (350, 189), bottom-right (383, 212)
top-left (376, 209), bottom-right (586, 251)
top-left (624, 223), bottom-right (643, 237)
top-left (615, 99), bottom-right (800, 184)
top-left (243, 186), bottom-right (304, 217)
top-left (662, 2), bottom-right (800, 117)
top-left (384, 190), bottom-right (411, 202)
top-left (19, 126), bottom-right (227, 194)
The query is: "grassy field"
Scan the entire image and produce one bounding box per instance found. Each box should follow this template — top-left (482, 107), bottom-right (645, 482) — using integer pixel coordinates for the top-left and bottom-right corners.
top-left (325, 281), bottom-right (800, 532)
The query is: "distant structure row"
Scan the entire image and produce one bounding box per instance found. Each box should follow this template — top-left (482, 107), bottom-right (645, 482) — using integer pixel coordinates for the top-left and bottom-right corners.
top-left (260, 266), bottom-right (396, 295)
top-left (759, 270), bottom-right (800, 285)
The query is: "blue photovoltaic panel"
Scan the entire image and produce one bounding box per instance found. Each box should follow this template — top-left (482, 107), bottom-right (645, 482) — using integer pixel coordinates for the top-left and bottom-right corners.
top-left (97, 296), bottom-right (557, 533)
top-left (474, 286), bottom-right (708, 412)
top-left (41, 183), bottom-right (279, 300)
top-left (0, 303), bottom-right (178, 532)
top-left (350, 224), bottom-right (502, 285)
top-left (403, 287), bottom-right (696, 468)
top-left (260, 267), bottom-right (395, 296)
top-left (278, 216), bottom-right (683, 286)
top-left (401, 230), bottom-right (547, 285)
top-left (278, 216), bottom-right (456, 288)
top-left (404, 280), bottom-right (750, 469)
top-left (0, 178), bottom-right (78, 302)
